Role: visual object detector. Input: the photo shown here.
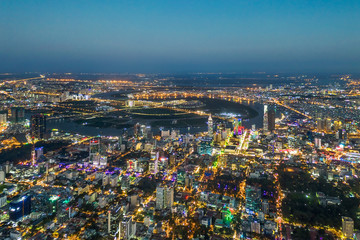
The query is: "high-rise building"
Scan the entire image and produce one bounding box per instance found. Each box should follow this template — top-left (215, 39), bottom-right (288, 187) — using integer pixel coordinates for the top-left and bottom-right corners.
top-left (154, 151), bottom-right (159, 174)
top-left (342, 216), bottom-right (354, 239)
top-left (156, 186), bottom-right (165, 210)
top-left (316, 117), bottom-right (332, 132)
top-left (334, 120), bottom-right (342, 131)
top-left (99, 156), bottom-right (107, 167)
top-left (140, 124), bottom-right (146, 137)
top-left (0, 194), bottom-right (7, 208)
top-left (9, 195), bottom-right (31, 221)
top-left (245, 186), bottom-right (261, 214)
top-left (134, 123), bottom-right (140, 137)
top-left (103, 173), bottom-right (110, 186)
top-left (171, 129), bottom-right (179, 139)
top-left (315, 138), bottom-right (322, 148)
top-left (161, 130), bottom-right (170, 138)
top-left (344, 119), bottom-right (353, 133)
top-left (251, 221), bottom-right (261, 234)
top-left (208, 115), bottom-right (213, 138)
top-left (89, 138), bottom-right (101, 164)
top-left (49, 195), bottom-right (60, 213)
top-left (4, 161), bottom-right (10, 174)
top-left (118, 135), bottom-right (123, 146)
top-left (164, 186), bottom-right (174, 209)
top-left (108, 205), bottom-right (122, 235)
top-left (0, 110), bottom-right (7, 124)
top-left (263, 105), bottom-right (268, 131)
top-left (198, 140), bottom-right (213, 155)
top-left (119, 216), bottom-right (133, 240)
top-left (337, 129), bottom-right (346, 140)
top-left (0, 170), bottom-right (5, 183)
top-left (130, 195), bottom-right (138, 209)
top-left (35, 147), bottom-right (44, 160)
top-left (268, 107), bottom-right (276, 132)
top-left (325, 118), bottom-right (332, 132)
top-left (316, 118), bottom-right (325, 131)
top-left (261, 200), bottom-right (269, 214)
top-left (156, 185), bottom-right (174, 210)
top-left (233, 118), bottom-right (244, 136)
top-left (214, 132), bottom-right (222, 143)
top-left (10, 107), bottom-right (25, 123)
top-left (177, 170), bottom-right (186, 186)
top-left (30, 114), bottom-right (46, 140)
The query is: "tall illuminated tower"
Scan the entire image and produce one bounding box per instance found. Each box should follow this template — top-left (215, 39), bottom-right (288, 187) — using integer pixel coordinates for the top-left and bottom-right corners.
top-left (268, 107), bottom-right (275, 132)
top-left (154, 151), bottom-right (159, 175)
top-left (31, 146), bottom-right (36, 166)
top-left (31, 114), bottom-right (46, 140)
top-left (156, 185), bottom-right (174, 209)
top-left (208, 115), bottom-right (213, 138)
top-left (263, 105), bottom-right (268, 131)
top-left (233, 118), bottom-right (244, 136)
top-left (342, 217), bottom-right (354, 239)
top-left (89, 138), bottom-right (101, 164)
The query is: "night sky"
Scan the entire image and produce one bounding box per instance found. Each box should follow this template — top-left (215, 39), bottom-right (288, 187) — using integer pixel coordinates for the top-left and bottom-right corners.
top-left (1, 0), bottom-right (359, 73)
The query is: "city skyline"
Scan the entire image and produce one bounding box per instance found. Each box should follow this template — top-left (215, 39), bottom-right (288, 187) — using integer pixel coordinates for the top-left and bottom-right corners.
top-left (1, 1), bottom-right (360, 239)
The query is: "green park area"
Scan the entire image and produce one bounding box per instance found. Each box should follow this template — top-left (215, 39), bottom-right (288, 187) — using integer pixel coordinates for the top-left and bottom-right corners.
top-left (277, 165), bottom-right (360, 229)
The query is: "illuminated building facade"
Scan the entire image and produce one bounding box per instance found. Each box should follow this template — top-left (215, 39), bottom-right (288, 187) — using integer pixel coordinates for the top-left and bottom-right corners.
top-left (268, 107), bottom-right (275, 132)
top-left (233, 118), bottom-right (244, 136)
top-left (198, 140), bottom-right (213, 155)
top-left (31, 114), bottom-right (46, 140)
top-left (208, 115), bottom-right (213, 138)
top-left (119, 216), bottom-right (133, 240)
top-left (89, 138), bottom-right (104, 166)
top-left (156, 185), bottom-right (174, 210)
top-left (9, 195), bottom-right (31, 221)
top-left (10, 107), bottom-right (25, 123)
top-left (263, 105), bottom-right (268, 131)
top-left (245, 186), bottom-right (261, 215)
top-left (342, 216), bottom-right (354, 239)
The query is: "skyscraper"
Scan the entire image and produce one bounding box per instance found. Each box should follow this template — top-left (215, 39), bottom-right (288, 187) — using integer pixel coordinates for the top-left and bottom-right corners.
top-left (245, 185), bottom-right (261, 214)
top-left (315, 138), bottom-right (322, 148)
top-left (233, 118), bottom-right (244, 136)
top-left (325, 118), bottom-right (332, 132)
top-left (35, 147), bottom-right (44, 160)
top-left (89, 138), bottom-right (101, 164)
top-left (263, 105), bottom-right (268, 131)
top-left (9, 195), bottom-right (31, 221)
top-left (30, 114), bottom-right (46, 140)
top-left (156, 186), bottom-right (165, 210)
top-left (156, 185), bottom-right (174, 210)
top-left (316, 118), bottom-right (325, 131)
top-left (10, 107), bottom-right (25, 123)
top-left (268, 107), bottom-right (276, 132)
top-left (119, 216), bottom-right (133, 239)
top-left (208, 115), bottom-right (213, 138)
top-left (0, 110), bottom-right (7, 124)
top-left (342, 216), bottom-right (354, 239)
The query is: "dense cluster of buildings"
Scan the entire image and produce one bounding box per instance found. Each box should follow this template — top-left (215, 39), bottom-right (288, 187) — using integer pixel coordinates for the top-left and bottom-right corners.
top-left (0, 73), bottom-right (360, 239)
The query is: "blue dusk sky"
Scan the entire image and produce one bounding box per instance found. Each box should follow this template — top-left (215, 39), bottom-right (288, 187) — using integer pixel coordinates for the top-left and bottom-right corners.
top-left (0, 0), bottom-right (359, 73)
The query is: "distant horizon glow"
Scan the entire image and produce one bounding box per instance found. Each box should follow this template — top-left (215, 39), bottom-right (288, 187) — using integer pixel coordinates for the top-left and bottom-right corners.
top-left (0, 0), bottom-right (359, 73)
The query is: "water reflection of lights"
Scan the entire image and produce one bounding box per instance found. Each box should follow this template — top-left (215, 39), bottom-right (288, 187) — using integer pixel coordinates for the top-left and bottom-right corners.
top-left (219, 112), bottom-right (242, 118)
